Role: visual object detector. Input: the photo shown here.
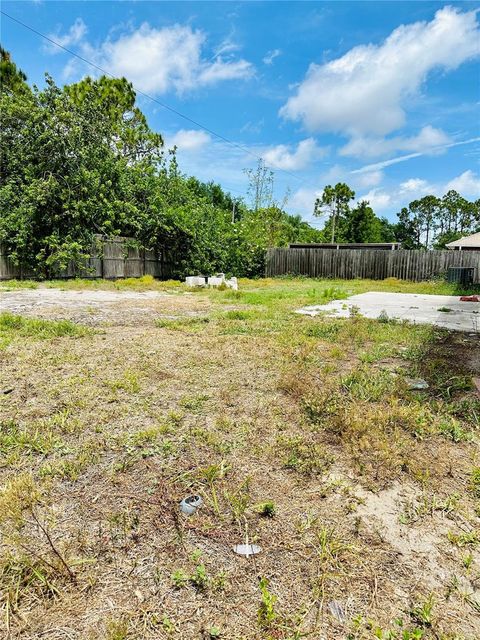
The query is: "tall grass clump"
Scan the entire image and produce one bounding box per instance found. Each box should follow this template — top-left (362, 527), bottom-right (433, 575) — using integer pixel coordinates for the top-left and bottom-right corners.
top-left (0, 313), bottom-right (90, 339)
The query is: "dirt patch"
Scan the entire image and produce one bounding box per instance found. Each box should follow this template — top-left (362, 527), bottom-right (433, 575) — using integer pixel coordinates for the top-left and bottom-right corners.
top-left (356, 483), bottom-right (450, 587)
top-left (422, 331), bottom-right (480, 376)
top-left (0, 287), bottom-right (220, 326)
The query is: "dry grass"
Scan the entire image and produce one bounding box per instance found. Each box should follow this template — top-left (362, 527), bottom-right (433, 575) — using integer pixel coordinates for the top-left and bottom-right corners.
top-left (0, 276), bottom-right (479, 639)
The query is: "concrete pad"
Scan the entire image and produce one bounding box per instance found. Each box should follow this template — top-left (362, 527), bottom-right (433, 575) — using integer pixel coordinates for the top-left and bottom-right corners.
top-left (297, 292), bottom-right (480, 332)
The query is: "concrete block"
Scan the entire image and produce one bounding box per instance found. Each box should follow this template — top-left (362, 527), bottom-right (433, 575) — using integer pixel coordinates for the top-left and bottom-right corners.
top-left (207, 274), bottom-right (238, 289)
top-left (207, 273), bottom-right (225, 287)
top-left (225, 277), bottom-right (238, 290)
top-left (185, 276), bottom-right (206, 287)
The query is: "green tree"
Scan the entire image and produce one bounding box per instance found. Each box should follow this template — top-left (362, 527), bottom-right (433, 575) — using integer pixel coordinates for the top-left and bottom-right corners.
top-left (408, 195), bottom-right (440, 248)
top-left (0, 51), bottom-right (329, 279)
top-left (0, 46), bottom-right (29, 95)
top-left (395, 192), bottom-right (479, 249)
top-left (0, 74), bottom-right (161, 275)
top-left (244, 160), bottom-right (274, 212)
top-left (65, 75), bottom-right (163, 163)
top-left (394, 206), bottom-right (423, 249)
top-left (314, 183), bottom-right (355, 243)
top-left (344, 201), bottom-right (383, 243)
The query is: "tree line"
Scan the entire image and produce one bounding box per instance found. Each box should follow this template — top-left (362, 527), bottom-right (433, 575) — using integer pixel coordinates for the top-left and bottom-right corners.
top-left (1, 49), bottom-right (478, 281)
top-left (314, 183), bottom-right (479, 248)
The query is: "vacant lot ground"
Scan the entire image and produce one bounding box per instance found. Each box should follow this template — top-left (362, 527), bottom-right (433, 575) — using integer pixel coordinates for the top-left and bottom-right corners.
top-left (1, 277), bottom-right (479, 640)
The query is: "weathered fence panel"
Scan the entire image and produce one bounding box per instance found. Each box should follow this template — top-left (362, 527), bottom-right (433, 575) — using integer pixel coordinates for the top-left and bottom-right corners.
top-left (0, 236), bottom-right (172, 281)
top-left (265, 248), bottom-right (480, 283)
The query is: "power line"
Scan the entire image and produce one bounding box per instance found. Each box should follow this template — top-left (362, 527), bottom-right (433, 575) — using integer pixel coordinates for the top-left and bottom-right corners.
top-left (1, 10), bottom-right (325, 197)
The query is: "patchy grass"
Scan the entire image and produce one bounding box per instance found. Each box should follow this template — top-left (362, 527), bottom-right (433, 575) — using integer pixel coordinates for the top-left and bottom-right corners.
top-left (0, 312), bottom-right (91, 350)
top-left (44, 275), bottom-right (184, 292)
top-left (0, 279), bottom-right (38, 290)
top-left (0, 312), bottom-right (90, 339)
top-left (0, 277), bottom-right (479, 639)
top-left (155, 315), bottom-right (210, 330)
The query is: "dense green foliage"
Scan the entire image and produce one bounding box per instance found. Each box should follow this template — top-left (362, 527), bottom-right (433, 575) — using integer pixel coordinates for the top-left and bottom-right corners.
top-left (314, 183), bottom-right (396, 244)
top-left (0, 51), bottom-right (321, 278)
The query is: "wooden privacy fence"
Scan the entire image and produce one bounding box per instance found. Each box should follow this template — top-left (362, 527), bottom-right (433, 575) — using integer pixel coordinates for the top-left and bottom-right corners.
top-left (265, 248), bottom-right (480, 283)
top-left (0, 236), bottom-right (172, 280)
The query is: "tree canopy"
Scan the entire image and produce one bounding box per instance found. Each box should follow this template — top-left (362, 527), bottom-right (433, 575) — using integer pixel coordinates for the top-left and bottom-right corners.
top-left (395, 191), bottom-right (479, 249)
top-left (0, 52), bottom-right (322, 278)
top-left (313, 183), bottom-right (478, 247)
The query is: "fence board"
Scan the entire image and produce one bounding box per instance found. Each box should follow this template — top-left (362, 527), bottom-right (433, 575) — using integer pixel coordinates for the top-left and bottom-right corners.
top-left (0, 237), bottom-right (172, 281)
top-left (265, 248), bottom-right (480, 283)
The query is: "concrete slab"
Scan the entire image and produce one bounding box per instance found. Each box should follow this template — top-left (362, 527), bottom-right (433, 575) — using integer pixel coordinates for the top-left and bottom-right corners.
top-left (297, 292), bottom-right (480, 332)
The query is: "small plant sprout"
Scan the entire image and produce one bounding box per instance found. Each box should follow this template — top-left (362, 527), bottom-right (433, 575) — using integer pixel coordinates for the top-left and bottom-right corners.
top-left (190, 563), bottom-right (209, 592)
top-left (171, 569), bottom-right (189, 589)
top-left (409, 594), bottom-right (434, 627)
top-left (378, 309), bottom-right (390, 323)
top-left (471, 467), bottom-right (480, 497)
top-left (224, 477), bottom-right (251, 522)
top-left (256, 501), bottom-right (276, 517)
top-left (199, 461), bottom-right (229, 515)
top-left (257, 576), bottom-right (277, 629)
top-left (462, 551), bottom-right (473, 570)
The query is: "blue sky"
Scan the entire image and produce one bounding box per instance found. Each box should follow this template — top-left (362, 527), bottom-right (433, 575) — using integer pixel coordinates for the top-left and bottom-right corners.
top-left (2, 1), bottom-right (479, 226)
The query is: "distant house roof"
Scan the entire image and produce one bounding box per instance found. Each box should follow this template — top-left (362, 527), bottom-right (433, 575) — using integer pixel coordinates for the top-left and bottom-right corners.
top-left (446, 232), bottom-right (480, 249)
top-left (289, 242), bottom-right (401, 250)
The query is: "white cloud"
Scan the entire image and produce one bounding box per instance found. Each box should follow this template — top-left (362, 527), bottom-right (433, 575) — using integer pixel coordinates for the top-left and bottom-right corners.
top-left (444, 170), bottom-right (480, 198)
top-left (263, 138), bottom-right (327, 171)
top-left (241, 119), bottom-right (265, 134)
top-left (399, 178), bottom-right (432, 194)
top-left (45, 18), bottom-right (87, 54)
top-left (289, 187), bottom-right (322, 215)
top-left (169, 129), bottom-right (211, 151)
top-left (197, 57), bottom-right (253, 86)
top-left (280, 7), bottom-right (480, 136)
top-left (213, 38), bottom-right (241, 58)
top-left (263, 49), bottom-right (281, 65)
top-left (58, 22), bottom-right (254, 94)
top-left (351, 137), bottom-right (480, 174)
top-left (355, 170), bottom-right (384, 188)
top-left (357, 189), bottom-right (392, 211)
top-left (341, 126), bottom-right (451, 160)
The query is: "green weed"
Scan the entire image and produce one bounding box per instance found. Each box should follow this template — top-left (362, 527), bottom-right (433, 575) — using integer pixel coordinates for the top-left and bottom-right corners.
top-left (470, 467), bottom-right (480, 497)
top-left (155, 315), bottom-right (210, 330)
top-left (279, 435), bottom-right (333, 476)
top-left (257, 577), bottom-right (277, 629)
top-left (0, 312), bottom-right (90, 341)
top-left (409, 594), bottom-right (434, 627)
top-left (221, 309), bottom-right (256, 320)
top-left (0, 279), bottom-right (38, 290)
top-left (447, 530), bottom-right (479, 547)
top-left (256, 501), bottom-right (276, 518)
top-left (0, 420), bottom-right (63, 460)
top-left (106, 370), bottom-right (140, 393)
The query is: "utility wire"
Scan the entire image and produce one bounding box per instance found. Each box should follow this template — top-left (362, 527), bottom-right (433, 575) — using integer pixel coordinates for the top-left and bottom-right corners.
top-left (1, 10), bottom-right (325, 197)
